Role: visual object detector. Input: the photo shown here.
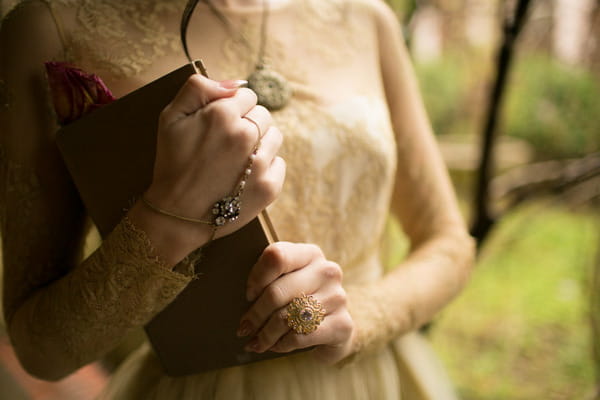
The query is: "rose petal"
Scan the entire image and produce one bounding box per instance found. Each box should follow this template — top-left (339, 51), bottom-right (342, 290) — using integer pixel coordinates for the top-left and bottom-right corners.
top-left (45, 61), bottom-right (115, 125)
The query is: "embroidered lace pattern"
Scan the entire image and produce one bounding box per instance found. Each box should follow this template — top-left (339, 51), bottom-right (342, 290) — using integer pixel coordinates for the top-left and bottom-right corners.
top-left (25, 217), bottom-right (193, 365)
top-left (47, 0), bottom-right (185, 77)
top-left (216, 0), bottom-right (371, 82)
top-left (0, 156), bottom-right (68, 324)
top-left (268, 98), bottom-right (396, 274)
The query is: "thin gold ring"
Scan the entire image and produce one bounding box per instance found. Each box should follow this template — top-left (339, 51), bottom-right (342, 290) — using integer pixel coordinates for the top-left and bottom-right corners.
top-left (243, 115), bottom-right (263, 140)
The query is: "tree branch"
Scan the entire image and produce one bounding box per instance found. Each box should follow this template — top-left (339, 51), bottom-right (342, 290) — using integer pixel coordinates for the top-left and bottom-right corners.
top-left (491, 153), bottom-right (600, 210)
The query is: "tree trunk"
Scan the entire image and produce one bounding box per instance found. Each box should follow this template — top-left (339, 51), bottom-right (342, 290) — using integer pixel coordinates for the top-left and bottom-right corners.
top-left (470, 0), bottom-right (533, 246)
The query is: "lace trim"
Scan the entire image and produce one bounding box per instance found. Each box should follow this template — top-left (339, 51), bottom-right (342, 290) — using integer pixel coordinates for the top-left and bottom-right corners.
top-left (27, 216), bottom-right (193, 365)
top-left (345, 283), bottom-right (411, 357)
top-left (123, 216), bottom-right (197, 277)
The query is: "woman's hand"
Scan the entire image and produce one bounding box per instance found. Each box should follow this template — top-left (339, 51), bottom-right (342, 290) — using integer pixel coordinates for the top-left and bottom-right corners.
top-left (129, 75), bottom-right (285, 265)
top-left (238, 242), bottom-right (356, 364)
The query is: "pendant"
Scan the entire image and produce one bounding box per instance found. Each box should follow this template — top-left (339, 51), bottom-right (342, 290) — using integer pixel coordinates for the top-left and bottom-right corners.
top-left (247, 67), bottom-right (292, 111)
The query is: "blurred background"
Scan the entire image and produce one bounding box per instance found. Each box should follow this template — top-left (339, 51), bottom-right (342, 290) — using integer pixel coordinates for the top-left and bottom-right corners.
top-left (1, 0), bottom-right (599, 399)
top-left (383, 0), bottom-right (600, 399)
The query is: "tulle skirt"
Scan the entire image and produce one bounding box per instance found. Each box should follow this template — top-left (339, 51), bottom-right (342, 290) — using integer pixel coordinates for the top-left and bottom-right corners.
top-left (99, 332), bottom-right (459, 400)
top-left (100, 340), bottom-right (403, 399)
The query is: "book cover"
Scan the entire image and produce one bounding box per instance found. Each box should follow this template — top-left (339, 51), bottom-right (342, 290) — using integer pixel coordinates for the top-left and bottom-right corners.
top-left (55, 61), bottom-right (300, 376)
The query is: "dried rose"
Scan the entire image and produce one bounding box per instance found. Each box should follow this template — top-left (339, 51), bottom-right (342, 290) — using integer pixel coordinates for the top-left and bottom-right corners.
top-left (45, 61), bottom-right (115, 125)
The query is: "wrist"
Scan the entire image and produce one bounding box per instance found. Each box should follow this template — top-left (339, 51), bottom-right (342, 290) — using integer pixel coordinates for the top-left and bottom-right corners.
top-left (127, 200), bottom-right (213, 267)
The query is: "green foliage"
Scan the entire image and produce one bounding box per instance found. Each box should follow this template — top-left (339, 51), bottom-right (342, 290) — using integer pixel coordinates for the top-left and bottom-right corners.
top-left (414, 56), bottom-right (481, 136)
top-left (505, 56), bottom-right (600, 160)
top-left (385, 0), bottom-right (412, 17)
top-left (430, 203), bottom-right (599, 399)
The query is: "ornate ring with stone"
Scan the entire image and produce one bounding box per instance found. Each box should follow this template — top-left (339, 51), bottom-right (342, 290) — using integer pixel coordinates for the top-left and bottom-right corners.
top-left (285, 294), bottom-right (326, 335)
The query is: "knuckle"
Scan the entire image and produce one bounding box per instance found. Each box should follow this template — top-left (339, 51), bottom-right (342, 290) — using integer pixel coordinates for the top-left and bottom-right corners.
top-left (240, 87), bottom-right (258, 104)
top-left (255, 175), bottom-right (281, 204)
top-left (158, 106), bottom-right (174, 126)
top-left (187, 74), bottom-right (204, 89)
top-left (320, 261), bottom-right (343, 281)
top-left (250, 152), bottom-right (268, 172)
top-left (203, 102), bottom-right (232, 126)
top-left (239, 122), bottom-right (259, 148)
top-left (264, 283), bottom-right (287, 306)
top-left (307, 244), bottom-right (324, 259)
top-left (330, 286), bottom-right (348, 307)
top-left (264, 243), bottom-right (287, 267)
top-left (335, 313), bottom-right (354, 339)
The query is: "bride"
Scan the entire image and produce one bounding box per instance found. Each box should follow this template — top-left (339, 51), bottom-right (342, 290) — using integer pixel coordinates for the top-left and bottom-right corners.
top-left (0, 0), bottom-right (474, 398)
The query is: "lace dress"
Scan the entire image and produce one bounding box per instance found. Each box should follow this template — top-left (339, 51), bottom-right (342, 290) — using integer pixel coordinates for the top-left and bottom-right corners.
top-left (0, 0), bottom-right (474, 398)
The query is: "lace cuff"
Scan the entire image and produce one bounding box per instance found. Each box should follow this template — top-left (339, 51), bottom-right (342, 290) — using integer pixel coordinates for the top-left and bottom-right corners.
top-left (121, 216), bottom-right (198, 278)
top-left (25, 217), bottom-right (197, 367)
top-left (342, 282), bottom-right (412, 364)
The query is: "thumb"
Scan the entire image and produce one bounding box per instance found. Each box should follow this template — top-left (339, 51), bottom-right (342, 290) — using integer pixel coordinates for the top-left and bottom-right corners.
top-left (167, 74), bottom-right (245, 118)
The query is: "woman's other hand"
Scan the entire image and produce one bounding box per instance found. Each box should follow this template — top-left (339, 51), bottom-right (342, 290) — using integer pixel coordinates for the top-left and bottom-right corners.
top-left (129, 75), bottom-right (286, 266)
top-left (238, 242), bottom-right (355, 364)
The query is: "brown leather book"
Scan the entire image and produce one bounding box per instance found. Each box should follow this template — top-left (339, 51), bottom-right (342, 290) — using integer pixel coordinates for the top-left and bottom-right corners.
top-left (55, 61), bottom-right (302, 376)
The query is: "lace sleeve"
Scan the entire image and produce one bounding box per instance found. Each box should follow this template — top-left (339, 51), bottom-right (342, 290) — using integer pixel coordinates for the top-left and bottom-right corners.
top-left (1, 1), bottom-right (192, 380)
top-left (345, 0), bottom-right (475, 357)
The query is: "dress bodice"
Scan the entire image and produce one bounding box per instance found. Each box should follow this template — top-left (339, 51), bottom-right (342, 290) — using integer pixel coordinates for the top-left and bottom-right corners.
top-left (43, 0), bottom-right (399, 283)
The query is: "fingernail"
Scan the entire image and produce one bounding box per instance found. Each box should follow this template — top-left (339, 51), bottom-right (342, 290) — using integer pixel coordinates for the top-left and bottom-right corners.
top-left (245, 338), bottom-right (259, 353)
top-left (219, 79), bottom-right (248, 89)
top-left (237, 320), bottom-right (253, 337)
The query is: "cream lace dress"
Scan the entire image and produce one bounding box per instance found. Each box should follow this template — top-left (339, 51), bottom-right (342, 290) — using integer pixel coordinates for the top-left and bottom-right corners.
top-left (0, 0), bottom-right (474, 398)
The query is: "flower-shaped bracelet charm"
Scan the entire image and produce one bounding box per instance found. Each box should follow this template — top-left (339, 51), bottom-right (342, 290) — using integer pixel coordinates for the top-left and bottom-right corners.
top-left (212, 195), bottom-right (241, 226)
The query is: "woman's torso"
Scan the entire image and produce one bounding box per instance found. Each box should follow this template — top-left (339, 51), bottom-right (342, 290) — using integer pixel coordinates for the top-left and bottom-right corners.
top-left (44, 0), bottom-right (398, 285)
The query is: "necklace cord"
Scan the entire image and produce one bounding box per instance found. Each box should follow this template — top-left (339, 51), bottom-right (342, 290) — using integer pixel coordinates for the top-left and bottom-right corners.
top-left (258, 0), bottom-right (269, 68)
top-left (181, 0), bottom-right (201, 62)
top-left (180, 0), bottom-right (289, 111)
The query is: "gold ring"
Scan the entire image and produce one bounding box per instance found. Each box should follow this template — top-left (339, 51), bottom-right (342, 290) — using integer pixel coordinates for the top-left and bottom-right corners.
top-left (285, 294), bottom-right (326, 335)
top-left (243, 115), bottom-right (262, 140)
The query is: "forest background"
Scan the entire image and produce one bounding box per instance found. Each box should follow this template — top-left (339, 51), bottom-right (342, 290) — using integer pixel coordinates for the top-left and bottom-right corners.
top-left (384, 0), bottom-right (600, 399)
